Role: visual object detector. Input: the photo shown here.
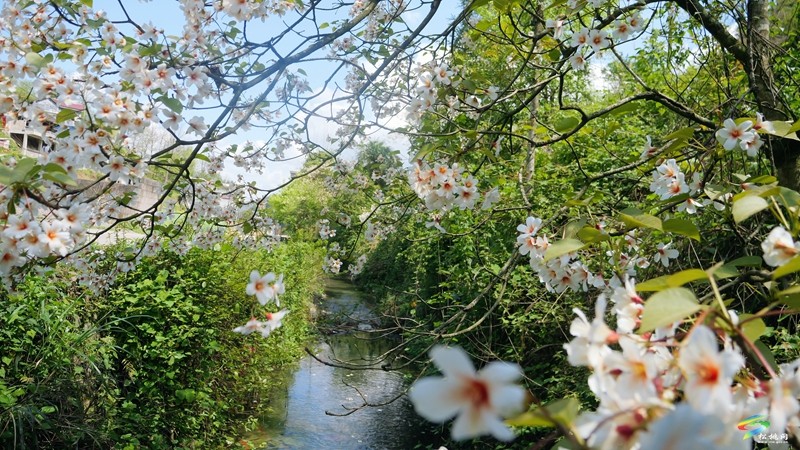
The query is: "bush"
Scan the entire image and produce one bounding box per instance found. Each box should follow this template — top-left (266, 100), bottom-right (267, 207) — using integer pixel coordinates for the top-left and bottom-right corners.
top-left (0, 241), bottom-right (325, 449)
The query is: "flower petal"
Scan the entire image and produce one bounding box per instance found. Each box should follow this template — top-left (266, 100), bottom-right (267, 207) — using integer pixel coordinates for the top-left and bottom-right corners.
top-left (488, 384), bottom-right (526, 417)
top-left (430, 346), bottom-right (476, 378)
top-left (482, 409), bottom-right (516, 442)
top-left (479, 361), bottom-right (523, 384)
top-left (450, 408), bottom-right (488, 441)
top-left (408, 376), bottom-right (463, 423)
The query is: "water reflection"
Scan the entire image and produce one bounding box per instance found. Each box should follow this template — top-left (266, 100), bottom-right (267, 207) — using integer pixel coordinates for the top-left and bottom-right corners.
top-left (250, 279), bottom-right (437, 450)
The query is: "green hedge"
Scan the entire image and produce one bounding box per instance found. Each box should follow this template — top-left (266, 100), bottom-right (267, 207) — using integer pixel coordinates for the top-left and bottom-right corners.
top-left (0, 241), bottom-right (325, 449)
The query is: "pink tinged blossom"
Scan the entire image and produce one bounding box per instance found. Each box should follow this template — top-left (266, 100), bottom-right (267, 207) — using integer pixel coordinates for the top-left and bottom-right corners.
top-left (0, 244), bottom-right (24, 274)
top-left (481, 188), bottom-right (500, 210)
top-left (640, 136), bottom-right (657, 160)
top-left (638, 403), bottom-right (749, 450)
top-left (233, 317), bottom-right (264, 335)
top-left (261, 309), bottom-right (290, 338)
top-left (246, 270), bottom-right (277, 305)
top-left (612, 19), bottom-right (633, 41)
top-left (715, 118), bottom-right (754, 150)
top-left (677, 325), bottom-right (744, 414)
top-left (269, 274), bottom-right (285, 307)
top-left (571, 27), bottom-right (590, 48)
top-left (739, 133), bottom-right (763, 157)
top-left (516, 216), bottom-right (543, 239)
top-left (675, 197), bottom-right (704, 214)
top-left (653, 242), bottom-right (679, 267)
top-left (38, 221), bottom-right (72, 257)
top-left (569, 53), bottom-right (586, 71)
top-left (761, 226), bottom-right (800, 267)
top-left (587, 29), bottom-right (609, 52)
top-left (408, 346), bottom-right (526, 442)
top-left (545, 19), bottom-right (564, 39)
top-left (3, 215), bottom-right (38, 239)
top-left (753, 112), bottom-right (775, 133)
top-left (105, 156), bottom-right (130, 183)
top-left (564, 295), bottom-right (616, 368)
top-left (766, 362), bottom-right (800, 434)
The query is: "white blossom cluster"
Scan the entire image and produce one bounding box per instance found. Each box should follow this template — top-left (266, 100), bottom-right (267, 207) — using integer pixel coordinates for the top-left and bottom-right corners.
top-left (408, 161), bottom-right (481, 211)
top-left (516, 217), bottom-right (605, 293)
top-left (233, 270), bottom-right (289, 339)
top-left (715, 114), bottom-right (774, 157)
top-left (562, 278), bottom-right (800, 450)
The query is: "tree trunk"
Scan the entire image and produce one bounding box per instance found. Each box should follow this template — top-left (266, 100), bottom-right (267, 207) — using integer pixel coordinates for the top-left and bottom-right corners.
top-left (748, 0), bottom-right (800, 190)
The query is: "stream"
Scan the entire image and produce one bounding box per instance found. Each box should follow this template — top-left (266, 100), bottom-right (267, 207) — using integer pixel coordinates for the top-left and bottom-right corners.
top-left (246, 278), bottom-right (442, 450)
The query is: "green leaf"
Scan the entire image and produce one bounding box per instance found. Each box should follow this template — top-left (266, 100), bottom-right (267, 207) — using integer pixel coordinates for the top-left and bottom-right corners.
top-left (469, 0), bottom-right (491, 11)
top-left (732, 195), bottom-right (769, 223)
top-left (788, 119), bottom-right (800, 134)
top-left (772, 256), bottom-right (800, 280)
top-left (667, 269), bottom-right (708, 286)
top-left (543, 239), bottom-right (584, 262)
top-left (506, 397), bottom-right (580, 428)
top-left (636, 269), bottom-right (708, 292)
top-left (160, 97), bottom-right (183, 113)
top-left (576, 226), bottom-right (610, 243)
top-left (663, 127), bottom-right (695, 141)
top-left (43, 163), bottom-right (67, 175)
top-left (662, 218), bottom-right (700, 241)
top-left (619, 207), bottom-right (662, 231)
top-left (767, 121), bottom-right (800, 141)
top-left (43, 172), bottom-right (77, 186)
top-left (609, 102), bottom-right (638, 116)
top-left (726, 255), bottom-right (763, 267)
top-left (753, 339), bottom-right (778, 373)
top-left (774, 286), bottom-right (800, 309)
top-left (635, 275), bottom-right (670, 292)
top-left (554, 117), bottom-right (580, 134)
top-left (56, 108), bottom-right (79, 123)
top-left (639, 288), bottom-right (701, 333)
top-left (563, 219), bottom-right (587, 239)
top-left (25, 52), bottom-right (47, 69)
top-left (12, 158), bottom-right (38, 183)
top-left (738, 315), bottom-right (766, 341)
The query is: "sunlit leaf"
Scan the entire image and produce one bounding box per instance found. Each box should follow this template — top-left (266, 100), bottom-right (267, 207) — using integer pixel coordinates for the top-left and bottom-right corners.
top-left (543, 239), bottom-right (584, 262)
top-left (619, 207), bottom-right (662, 231)
top-left (640, 288), bottom-right (701, 332)
top-left (662, 218), bottom-right (700, 241)
top-left (506, 397), bottom-right (580, 428)
top-left (732, 195), bottom-right (769, 223)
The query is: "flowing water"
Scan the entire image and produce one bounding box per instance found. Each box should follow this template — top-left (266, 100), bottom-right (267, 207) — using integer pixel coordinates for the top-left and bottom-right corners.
top-left (247, 279), bottom-right (441, 450)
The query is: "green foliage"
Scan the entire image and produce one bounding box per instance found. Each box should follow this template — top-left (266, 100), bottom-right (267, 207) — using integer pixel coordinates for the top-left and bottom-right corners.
top-left (0, 241), bottom-right (324, 449)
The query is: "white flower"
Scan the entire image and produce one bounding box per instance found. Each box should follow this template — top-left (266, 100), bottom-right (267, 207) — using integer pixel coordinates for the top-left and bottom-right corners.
top-left (481, 187), bottom-right (500, 210)
top-left (761, 226), bottom-right (800, 267)
top-left (653, 242), bottom-right (679, 267)
top-left (640, 136), bottom-right (657, 160)
top-left (545, 19), bottom-right (564, 39)
top-left (261, 309), bottom-right (290, 337)
top-left (233, 317), bottom-right (264, 335)
top-left (246, 270), bottom-right (277, 305)
top-left (587, 29), bottom-right (609, 52)
top-left (571, 27), bottom-right (590, 48)
top-left (678, 325), bottom-right (744, 414)
top-left (569, 53), bottom-right (586, 71)
top-left (715, 118), bottom-right (754, 151)
top-left (753, 112), bottom-right (775, 134)
top-left (638, 403), bottom-right (748, 450)
top-left (408, 346), bottom-right (526, 442)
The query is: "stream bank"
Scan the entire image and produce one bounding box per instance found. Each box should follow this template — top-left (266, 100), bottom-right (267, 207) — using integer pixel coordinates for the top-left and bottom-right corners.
top-left (244, 278), bottom-right (443, 449)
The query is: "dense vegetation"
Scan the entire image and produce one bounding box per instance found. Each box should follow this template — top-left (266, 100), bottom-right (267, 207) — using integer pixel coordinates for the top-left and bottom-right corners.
top-left (0, 241), bottom-right (324, 449)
